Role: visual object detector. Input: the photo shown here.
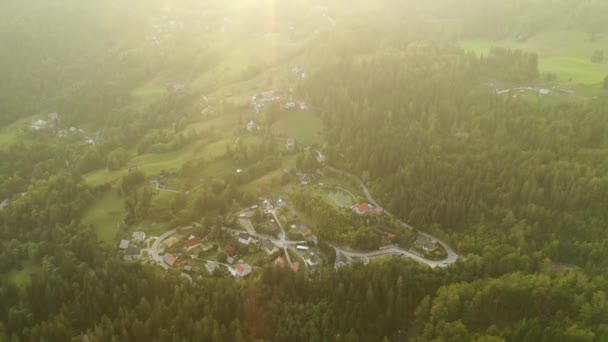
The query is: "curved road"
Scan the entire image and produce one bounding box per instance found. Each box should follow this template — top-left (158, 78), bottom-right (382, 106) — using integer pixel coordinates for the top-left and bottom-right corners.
top-left (326, 165), bottom-right (459, 268)
top-left (149, 224), bottom-right (195, 270)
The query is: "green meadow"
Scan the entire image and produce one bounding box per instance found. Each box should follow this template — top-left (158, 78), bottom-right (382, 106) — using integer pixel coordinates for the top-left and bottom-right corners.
top-left (461, 30), bottom-right (608, 85)
top-left (82, 190), bottom-right (126, 244)
top-left (273, 111), bottom-right (323, 145)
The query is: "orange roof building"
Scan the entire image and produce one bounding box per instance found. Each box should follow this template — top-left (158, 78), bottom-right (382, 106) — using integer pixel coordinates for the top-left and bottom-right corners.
top-left (353, 203), bottom-right (372, 215)
top-left (274, 256), bottom-right (286, 268)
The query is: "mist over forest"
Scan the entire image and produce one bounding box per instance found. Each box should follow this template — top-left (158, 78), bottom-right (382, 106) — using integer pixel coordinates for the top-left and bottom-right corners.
top-left (1, 1), bottom-right (608, 341)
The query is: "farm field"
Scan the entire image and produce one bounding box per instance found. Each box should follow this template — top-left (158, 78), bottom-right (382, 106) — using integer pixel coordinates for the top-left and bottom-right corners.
top-left (272, 111), bottom-right (323, 145)
top-left (82, 191), bottom-right (126, 244)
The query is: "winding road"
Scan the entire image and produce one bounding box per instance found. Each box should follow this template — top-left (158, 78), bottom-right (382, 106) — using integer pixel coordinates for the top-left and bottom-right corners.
top-left (149, 224), bottom-right (195, 270)
top-left (326, 166), bottom-right (459, 268)
top-left (148, 163), bottom-right (459, 274)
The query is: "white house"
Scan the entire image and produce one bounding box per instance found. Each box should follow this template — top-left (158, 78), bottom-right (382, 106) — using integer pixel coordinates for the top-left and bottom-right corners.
top-left (119, 240), bottom-right (130, 250)
top-left (286, 137), bottom-right (295, 150)
top-left (32, 120), bottom-right (48, 131)
top-left (205, 261), bottom-right (219, 274)
top-left (230, 263), bottom-right (252, 278)
top-left (247, 120), bottom-right (257, 132)
top-left (132, 231), bottom-right (146, 242)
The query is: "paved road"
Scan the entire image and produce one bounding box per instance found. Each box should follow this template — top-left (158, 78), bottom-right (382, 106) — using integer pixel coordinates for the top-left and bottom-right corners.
top-left (238, 218), bottom-right (258, 236)
top-left (269, 209), bottom-right (294, 267)
top-left (334, 245), bottom-right (449, 268)
top-left (150, 228), bottom-right (177, 270)
top-left (223, 226), bottom-right (305, 247)
top-left (326, 165), bottom-right (459, 268)
top-left (180, 273), bottom-right (193, 283)
top-left (149, 224), bottom-right (196, 270)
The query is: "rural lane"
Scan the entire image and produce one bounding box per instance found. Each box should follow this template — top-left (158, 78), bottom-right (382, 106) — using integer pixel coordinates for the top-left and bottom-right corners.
top-left (326, 165), bottom-right (459, 267)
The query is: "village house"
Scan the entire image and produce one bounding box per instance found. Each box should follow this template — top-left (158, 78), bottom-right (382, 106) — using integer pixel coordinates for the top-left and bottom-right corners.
top-left (262, 240), bottom-right (279, 255)
top-left (119, 240), bottom-right (130, 250)
top-left (352, 203), bottom-right (372, 215)
top-left (274, 256), bottom-right (286, 268)
top-left (299, 224), bottom-right (312, 237)
top-left (416, 235), bottom-right (439, 252)
top-left (230, 263), bottom-right (252, 278)
top-left (132, 231), bottom-right (146, 242)
top-left (205, 261), bottom-right (219, 274)
top-left (334, 252), bottom-right (349, 269)
top-left (184, 236), bottom-right (203, 251)
top-left (305, 255), bottom-right (319, 269)
top-left (48, 112), bottom-right (60, 123)
top-left (291, 262), bottom-right (301, 272)
top-left (238, 232), bottom-right (253, 245)
top-left (224, 244), bottom-right (238, 257)
top-left (124, 248), bottom-right (141, 261)
top-left (164, 254), bottom-right (178, 267)
top-left (32, 119), bottom-right (48, 131)
top-left (285, 137), bottom-right (295, 150)
top-left (188, 246), bottom-right (203, 258)
top-left (247, 120), bottom-right (257, 132)
top-left (277, 197), bottom-right (287, 207)
top-left (305, 234), bottom-right (318, 245)
top-left (383, 231), bottom-right (396, 240)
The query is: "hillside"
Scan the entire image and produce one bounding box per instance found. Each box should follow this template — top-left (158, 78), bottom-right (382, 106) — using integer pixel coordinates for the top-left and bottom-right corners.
top-left (1, 1), bottom-right (608, 341)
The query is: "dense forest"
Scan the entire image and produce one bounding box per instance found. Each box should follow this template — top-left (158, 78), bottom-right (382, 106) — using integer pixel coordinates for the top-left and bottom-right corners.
top-left (1, 1), bottom-right (608, 341)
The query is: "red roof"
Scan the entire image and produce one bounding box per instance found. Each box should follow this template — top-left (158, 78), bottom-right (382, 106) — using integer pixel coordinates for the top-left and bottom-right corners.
top-left (384, 231), bottom-right (396, 239)
top-left (356, 203), bottom-right (370, 213)
top-left (224, 245), bottom-right (238, 256)
top-left (165, 255), bottom-right (178, 267)
top-left (184, 237), bottom-right (203, 249)
top-left (274, 256), bottom-right (286, 268)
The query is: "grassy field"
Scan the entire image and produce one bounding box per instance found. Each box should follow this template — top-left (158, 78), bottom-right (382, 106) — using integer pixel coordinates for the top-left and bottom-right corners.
top-left (461, 30), bottom-right (608, 85)
top-left (272, 111), bottom-right (323, 145)
top-left (82, 190), bottom-right (125, 244)
top-left (84, 140), bottom-right (210, 186)
top-left (324, 187), bottom-right (356, 208)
